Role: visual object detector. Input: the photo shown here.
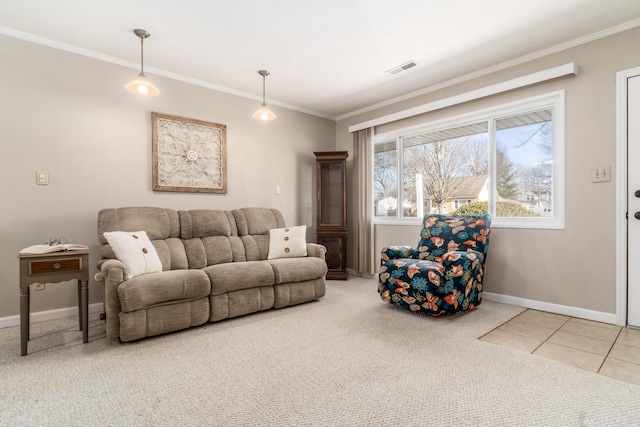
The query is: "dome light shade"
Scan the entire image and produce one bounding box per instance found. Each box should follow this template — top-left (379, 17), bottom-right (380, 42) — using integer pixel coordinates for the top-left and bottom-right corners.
top-left (253, 70), bottom-right (276, 120)
top-left (125, 29), bottom-right (160, 96)
top-left (252, 103), bottom-right (277, 121)
top-left (125, 72), bottom-right (160, 96)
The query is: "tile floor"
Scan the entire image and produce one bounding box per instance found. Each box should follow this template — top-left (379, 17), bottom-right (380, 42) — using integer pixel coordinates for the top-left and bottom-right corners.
top-left (480, 309), bottom-right (640, 386)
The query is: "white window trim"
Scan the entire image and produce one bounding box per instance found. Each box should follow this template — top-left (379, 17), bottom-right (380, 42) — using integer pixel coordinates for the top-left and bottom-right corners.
top-left (374, 90), bottom-right (565, 229)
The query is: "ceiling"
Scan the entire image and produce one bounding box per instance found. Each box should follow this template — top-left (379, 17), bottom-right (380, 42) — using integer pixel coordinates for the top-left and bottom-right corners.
top-left (2, 0), bottom-right (640, 120)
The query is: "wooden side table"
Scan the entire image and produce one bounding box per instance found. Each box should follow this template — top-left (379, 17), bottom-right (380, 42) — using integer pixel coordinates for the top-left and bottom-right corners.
top-left (18, 249), bottom-right (90, 356)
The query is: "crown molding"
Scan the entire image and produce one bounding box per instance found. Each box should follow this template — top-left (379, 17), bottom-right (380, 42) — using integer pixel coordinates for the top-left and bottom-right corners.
top-left (2, 16), bottom-right (639, 124)
top-left (0, 26), bottom-right (335, 121)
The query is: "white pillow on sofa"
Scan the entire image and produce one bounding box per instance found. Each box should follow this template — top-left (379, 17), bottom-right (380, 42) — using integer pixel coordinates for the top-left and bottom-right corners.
top-left (267, 225), bottom-right (308, 259)
top-left (103, 230), bottom-right (163, 279)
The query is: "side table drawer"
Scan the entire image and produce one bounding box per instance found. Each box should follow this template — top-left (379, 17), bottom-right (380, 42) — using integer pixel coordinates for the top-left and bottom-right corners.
top-left (30, 258), bottom-right (82, 275)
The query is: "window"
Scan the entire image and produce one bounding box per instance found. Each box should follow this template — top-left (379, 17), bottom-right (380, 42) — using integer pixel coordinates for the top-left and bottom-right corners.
top-left (373, 92), bottom-right (564, 229)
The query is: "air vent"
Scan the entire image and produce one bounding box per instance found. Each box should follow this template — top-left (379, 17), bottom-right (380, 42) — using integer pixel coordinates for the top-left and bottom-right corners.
top-left (386, 61), bottom-right (417, 75)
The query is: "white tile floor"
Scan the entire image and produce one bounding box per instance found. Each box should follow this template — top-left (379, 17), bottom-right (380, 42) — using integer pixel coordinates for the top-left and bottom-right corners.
top-left (480, 309), bottom-right (640, 386)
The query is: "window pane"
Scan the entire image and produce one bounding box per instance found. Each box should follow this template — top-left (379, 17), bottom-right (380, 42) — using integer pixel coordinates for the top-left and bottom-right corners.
top-left (495, 109), bottom-right (553, 218)
top-left (374, 140), bottom-right (398, 217)
top-left (402, 122), bottom-right (488, 217)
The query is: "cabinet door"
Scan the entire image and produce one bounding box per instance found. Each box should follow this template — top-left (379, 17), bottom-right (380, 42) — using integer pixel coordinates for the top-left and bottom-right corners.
top-left (318, 232), bottom-right (348, 280)
top-left (317, 161), bottom-right (346, 228)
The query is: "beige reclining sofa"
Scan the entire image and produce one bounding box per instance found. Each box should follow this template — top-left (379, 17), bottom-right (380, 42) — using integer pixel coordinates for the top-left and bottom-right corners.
top-left (97, 207), bottom-right (327, 342)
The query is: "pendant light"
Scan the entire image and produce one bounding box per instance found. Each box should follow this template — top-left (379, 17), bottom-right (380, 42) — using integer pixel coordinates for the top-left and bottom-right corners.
top-left (252, 70), bottom-right (276, 120)
top-left (125, 29), bottom-right (160, 96)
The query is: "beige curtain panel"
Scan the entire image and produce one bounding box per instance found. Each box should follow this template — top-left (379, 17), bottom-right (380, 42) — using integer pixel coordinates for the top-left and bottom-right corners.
top-left (352, 128), bottom-right (376, 275)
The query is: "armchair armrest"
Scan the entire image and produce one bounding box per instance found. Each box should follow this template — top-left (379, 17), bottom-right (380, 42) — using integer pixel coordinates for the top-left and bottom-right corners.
top-left (381, 246), bottom-right (420, 264)
top-left (441, 250), bottom-right (486, 294)
top-left (441, 250), bottom-right (485, 267)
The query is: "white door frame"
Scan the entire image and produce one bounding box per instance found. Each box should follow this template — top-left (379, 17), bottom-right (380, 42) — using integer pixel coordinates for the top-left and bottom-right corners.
top-left (616, 66), bottom-right (640, 326)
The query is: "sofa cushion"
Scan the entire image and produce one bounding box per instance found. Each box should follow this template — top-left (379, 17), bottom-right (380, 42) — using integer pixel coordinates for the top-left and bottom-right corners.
top-left (203, 261), bottom-right (275, 296)
top-left (98, 207), bottom-right (180, 243)
top-left (233, 208), bottom-right (285, 235)
top-left (267, 225), bottom-right (308, 259)
top-left (179, 210), bottom-right (236, 239)
top-left (118, 269), bottom-right (211, 312)
top-left (233, 208), bottom-right (286, 261)
top-left (103, 231), bottom-right (163, 279)
top-left (179, 210), bottom-right (247, 266)
top-left (266, 257), bottom-right (328, 284)
top-left (98, 208), bottom-right (186, 272)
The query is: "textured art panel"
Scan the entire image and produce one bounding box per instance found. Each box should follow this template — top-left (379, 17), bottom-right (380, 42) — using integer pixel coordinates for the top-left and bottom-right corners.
top-left (152, 112), bottom-right (227, 193)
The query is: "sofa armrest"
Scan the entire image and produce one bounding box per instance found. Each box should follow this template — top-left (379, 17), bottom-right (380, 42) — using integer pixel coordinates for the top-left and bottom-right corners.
top-left (306, 243), bottom-right (326, 261)
top-left (99, 259), bottom-right (128, 340)
top-left (381, 246), bottom-right (420, 264)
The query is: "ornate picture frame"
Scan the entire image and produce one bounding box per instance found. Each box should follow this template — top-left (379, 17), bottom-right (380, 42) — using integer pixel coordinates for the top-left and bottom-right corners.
top-left (152, 112), bottom-right (227, 193)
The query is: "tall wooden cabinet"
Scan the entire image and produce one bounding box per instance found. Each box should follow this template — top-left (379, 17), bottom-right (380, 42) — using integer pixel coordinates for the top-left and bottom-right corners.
top-left (314, 151), bottom-right (348, 280)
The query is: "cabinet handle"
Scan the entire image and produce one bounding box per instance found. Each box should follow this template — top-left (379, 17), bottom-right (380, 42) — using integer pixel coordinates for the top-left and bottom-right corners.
top-left (52, 263), bottom-right (61, 270)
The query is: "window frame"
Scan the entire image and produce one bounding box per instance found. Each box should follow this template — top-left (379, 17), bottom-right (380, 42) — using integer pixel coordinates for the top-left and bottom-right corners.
top-left (373, 91), bottom-right (565, 229)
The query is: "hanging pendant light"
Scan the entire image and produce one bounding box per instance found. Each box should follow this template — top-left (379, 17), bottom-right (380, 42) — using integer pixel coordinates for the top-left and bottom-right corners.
top-left (252, 70), bottom-right (276, 120)
top-left (125, 29), bottom-right (160, 96)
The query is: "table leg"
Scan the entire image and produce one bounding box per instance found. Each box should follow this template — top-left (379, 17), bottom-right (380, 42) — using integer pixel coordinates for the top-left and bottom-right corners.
top-left (77, 280), bottom-right (82, 330)
top-left (20, 286), bottom-right (29, 356)
top-left (81, 280), bottom-right (88, 343)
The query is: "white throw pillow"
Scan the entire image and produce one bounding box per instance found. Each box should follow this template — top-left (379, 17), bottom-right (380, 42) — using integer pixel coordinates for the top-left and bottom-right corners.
top-left (267, 225), bottom-right (308, 259)
top-left (103, 231), bottom-right (163, 279)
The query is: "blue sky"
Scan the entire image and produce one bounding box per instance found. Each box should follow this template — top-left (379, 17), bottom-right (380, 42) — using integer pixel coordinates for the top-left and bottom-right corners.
top-left (496, 123), bottom-right (552, 169)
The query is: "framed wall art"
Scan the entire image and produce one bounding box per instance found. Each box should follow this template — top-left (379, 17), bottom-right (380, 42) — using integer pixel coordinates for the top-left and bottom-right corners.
top-left (152, 112), bottom-right (227, 193)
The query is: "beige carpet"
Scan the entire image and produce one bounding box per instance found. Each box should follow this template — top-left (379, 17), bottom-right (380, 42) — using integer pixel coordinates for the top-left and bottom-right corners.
top-left (1, 277), bottom-right (639, 426)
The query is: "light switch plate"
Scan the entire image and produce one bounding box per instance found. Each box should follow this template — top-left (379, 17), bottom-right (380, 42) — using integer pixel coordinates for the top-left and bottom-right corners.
top-left (591, 165), bottom-right (611, 183)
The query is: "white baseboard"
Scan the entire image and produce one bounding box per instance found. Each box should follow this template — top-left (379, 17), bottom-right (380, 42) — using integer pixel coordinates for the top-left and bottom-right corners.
top-left (484, 292), bottom-right (619, 325)
top-left (341, 274), bottom-right (619, 325)
top-left (0, 303), bottom-right (104, 329)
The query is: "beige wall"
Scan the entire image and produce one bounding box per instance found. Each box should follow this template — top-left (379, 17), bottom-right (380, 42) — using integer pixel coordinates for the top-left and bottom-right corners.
top-left (0, 35), bottom-right (335, 319)
top-left (337, 27), bottom-right (640, 315)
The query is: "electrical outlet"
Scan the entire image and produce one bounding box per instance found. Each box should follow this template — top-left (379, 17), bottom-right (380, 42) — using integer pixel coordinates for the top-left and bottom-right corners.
top-left (33, 283), bottom-right (45, 291)
top-left (36, 171), bottom-right (49, 185)
top-left (591, 165), bottom-right (611, 183)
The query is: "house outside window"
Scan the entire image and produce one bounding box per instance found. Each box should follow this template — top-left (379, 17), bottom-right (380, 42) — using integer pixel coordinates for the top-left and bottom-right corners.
top-left (373, 92), bottom-right (564, 229)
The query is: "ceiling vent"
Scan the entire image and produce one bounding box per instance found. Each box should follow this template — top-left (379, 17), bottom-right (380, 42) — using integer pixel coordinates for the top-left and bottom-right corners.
top-left (386, 61), bottom-right (417, 75)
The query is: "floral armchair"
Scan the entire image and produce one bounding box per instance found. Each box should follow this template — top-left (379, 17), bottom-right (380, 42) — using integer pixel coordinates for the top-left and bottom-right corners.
top-left (378, 214), bottom-right (491, 316)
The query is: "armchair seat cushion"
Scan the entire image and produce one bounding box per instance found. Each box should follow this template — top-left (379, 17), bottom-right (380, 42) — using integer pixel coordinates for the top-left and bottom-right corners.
top-left (379, 256), bottom-right (482, 316)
